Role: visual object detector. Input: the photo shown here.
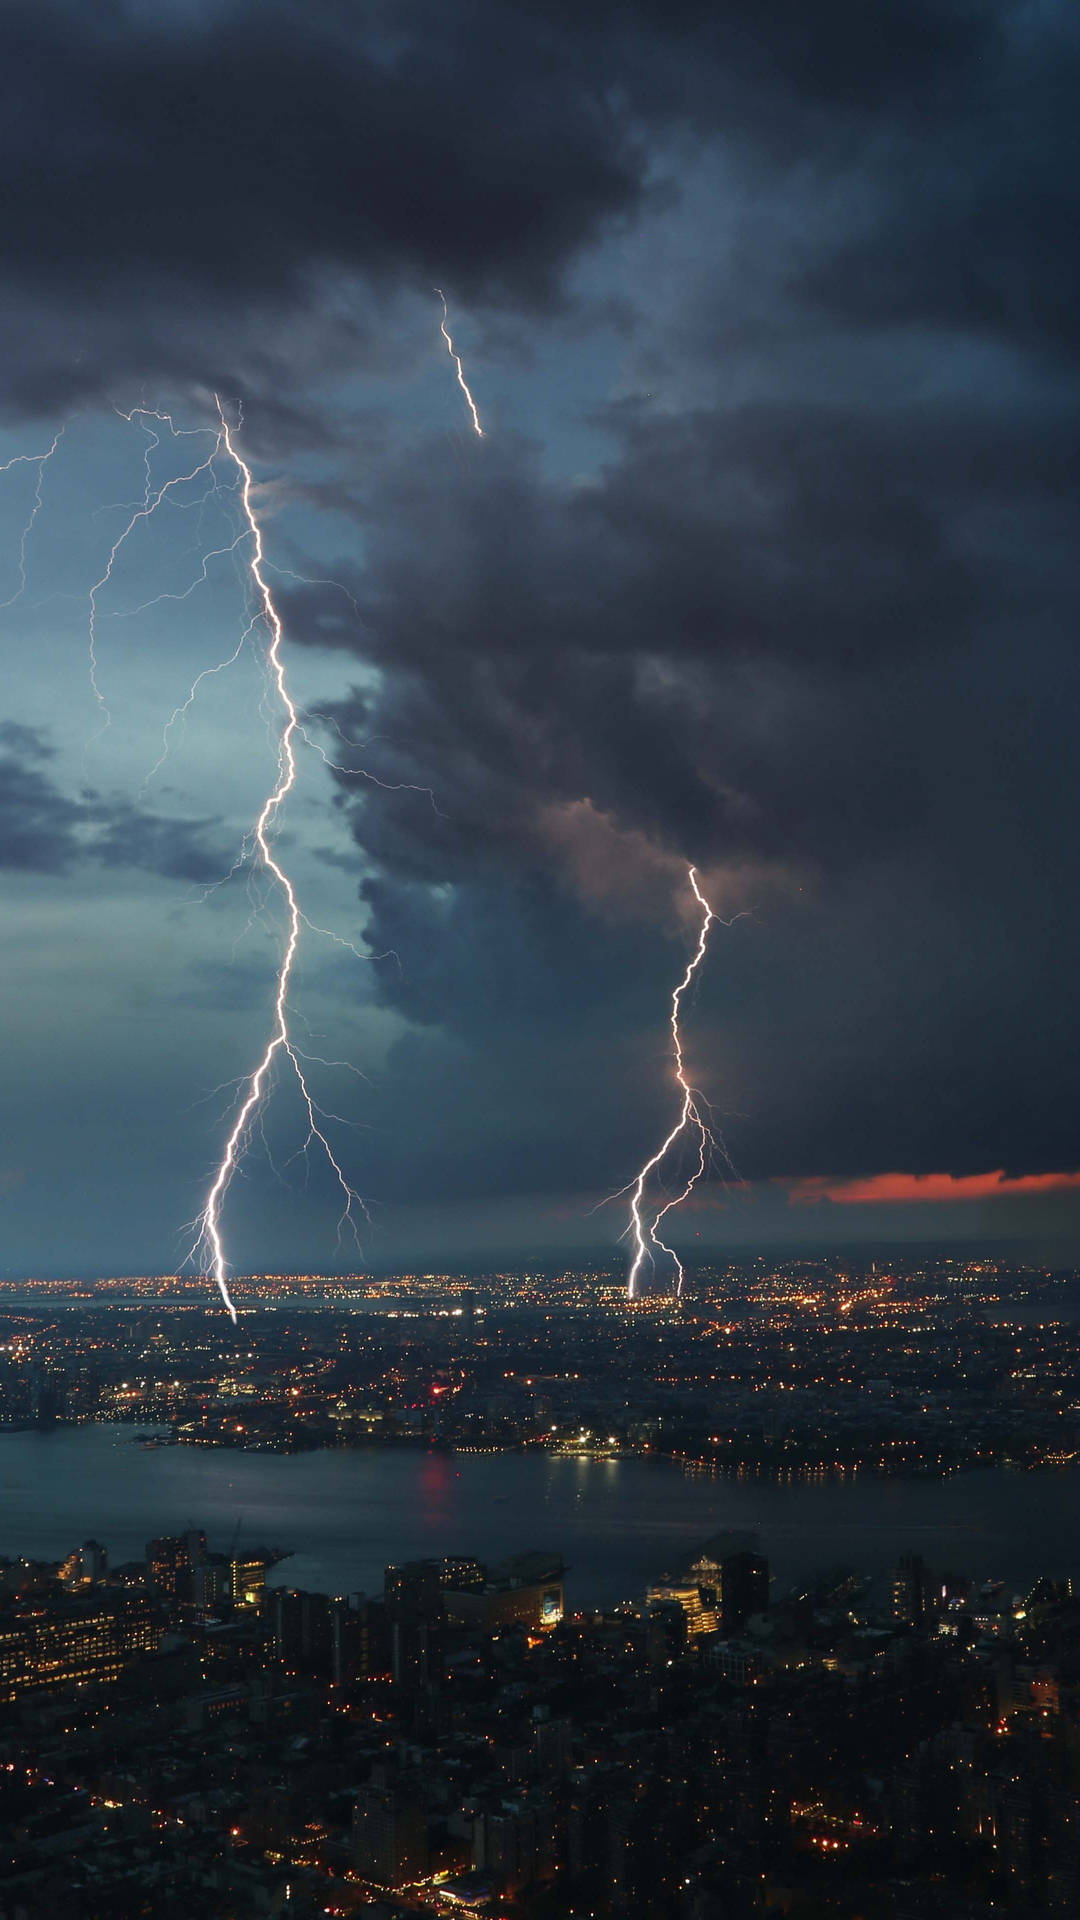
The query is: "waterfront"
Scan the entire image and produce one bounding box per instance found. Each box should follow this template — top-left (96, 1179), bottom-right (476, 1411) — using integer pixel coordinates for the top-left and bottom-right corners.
top-left (4, 1426), bottom-right (1080, 1605)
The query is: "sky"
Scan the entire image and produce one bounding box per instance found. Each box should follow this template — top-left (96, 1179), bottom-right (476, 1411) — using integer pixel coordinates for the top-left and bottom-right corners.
top-left (1, 0), bottom-right (1079, 1281)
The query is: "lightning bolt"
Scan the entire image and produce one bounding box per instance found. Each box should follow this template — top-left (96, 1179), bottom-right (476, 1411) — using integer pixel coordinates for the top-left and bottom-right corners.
top-left (40, 399), bottom-right (374, 1319)
top-left (4, 397), bottom-right (458, 1322)
top-left (88, 412), bottom-right (222, 726)
top-left (436, 289), bottom-right (484, 437)
top-left (625, 867), bottom-right (719, 1302)
top-left (0, 426), bottom-right (67, 608)
top-left (185, 398), bottom-right (369, 1322)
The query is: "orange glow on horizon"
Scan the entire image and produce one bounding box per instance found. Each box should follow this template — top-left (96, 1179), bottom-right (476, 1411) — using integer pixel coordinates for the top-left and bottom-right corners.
top-left (788, 1168), bottom-right (1080, 1206)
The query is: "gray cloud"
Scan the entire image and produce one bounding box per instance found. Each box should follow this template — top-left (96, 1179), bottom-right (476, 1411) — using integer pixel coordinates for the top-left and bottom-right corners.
top-left (0, 732), bottom-right (227, 882)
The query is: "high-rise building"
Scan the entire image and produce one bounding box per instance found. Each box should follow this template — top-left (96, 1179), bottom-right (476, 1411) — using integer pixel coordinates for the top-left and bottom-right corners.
top-left (718, 1550), bottom-right (769, 1632)
top-left (230, 1551), bottom-right (269, 1609)
top-left (384, 1562), bottom-right (445, 1692)
top-left (352, 1783), bottom-right (428, 1886)
top-left (332, 1595), bottom-right (389, 1686)
top-left (0, 1594), bottom-right (161, 1701)
top-left (646, 1584), bottom-right (718, 1640)
top-left (894, 1551), bottom-right (931, 1626)
top-left (31, 1363), bottom-right (63, 1430)
top-left (269, 1586), bottom-right (388, 1686)
top-left (191, 1554), bottom-right (230, 1616)
top-left (270, 1587), bottom-right (333, 1673)
top-left (146, 1530), bottom-right (207, 1603)
top-left (473, 1796), bottom-right (554, 1893)
top-left (688, 1538), bottom-right (769, 1632)
top-left (58, 1539), bottom-right (108, 1590)
top-left (385, 1560), bottom-right (444, 1613)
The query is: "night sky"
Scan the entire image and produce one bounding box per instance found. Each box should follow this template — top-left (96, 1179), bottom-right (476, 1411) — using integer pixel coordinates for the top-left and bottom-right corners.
top-left (1, 0), bottom-right (1078, 1278)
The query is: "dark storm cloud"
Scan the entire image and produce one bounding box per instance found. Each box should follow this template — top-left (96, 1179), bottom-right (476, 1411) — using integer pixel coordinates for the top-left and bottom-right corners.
top-left (538, 0), bottom-right (1001, 146)
top-left (280, 353), bottom-right (1080, 1199)
top-left (0, 0), bottom-right (1055, 419)
top-left (0, 732), bottom-right (226, 882)
top-left (5, 0), bottom-right (1079, 1229)
top-left (292, 389), bottom-right (1062, 880)
top-left (2, 3), bottom-right (639, 302)
top-left (0, 0), bottom-right (996, 308)
top-left (798, 14), bottom-right (1080, 364)
top-left (0, 0), bottom-right (645, 420)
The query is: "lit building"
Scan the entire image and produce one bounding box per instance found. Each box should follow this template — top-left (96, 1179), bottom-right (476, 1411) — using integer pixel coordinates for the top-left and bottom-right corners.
top-left (688, 1537), bottom-right (769, 1631)
top-left (58, 1539), bottom-right (108, 1590)
top-left (442, 1554), bottom-right (564, 1634)
top-left (230, 1551), bottom-right (269, 1608)
top-left (894, 1551), bottom-right (931, 1626)
top-left (191, 1555), bottom-right (231, 1616)
top-left (0, 1594), bottom-right (161, 1701)
top-left (646, 1584), bottom-right (718, 1640)
top-left (146, 1530), bottom-right (206, 1603)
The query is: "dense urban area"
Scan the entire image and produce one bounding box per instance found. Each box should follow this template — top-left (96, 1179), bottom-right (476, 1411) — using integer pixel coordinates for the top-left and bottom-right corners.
top-left (3, 1504), bottom-right (1080, 1915)
top-left (1, 1260), bottom-right (1079, 1475)
top-left (4, 1260), bottom-right (1080, 1918)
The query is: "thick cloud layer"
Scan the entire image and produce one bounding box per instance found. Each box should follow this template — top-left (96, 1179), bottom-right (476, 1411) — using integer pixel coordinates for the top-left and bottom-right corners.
top-left (282, 369), bottom-right (1080, 1199)
top-left (2, 0), bottom-right (1068, 406)
top-left (1, 0), bottom-right (1078, 1265)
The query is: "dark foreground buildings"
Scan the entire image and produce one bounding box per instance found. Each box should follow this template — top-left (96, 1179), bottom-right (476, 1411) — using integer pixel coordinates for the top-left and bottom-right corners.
top-left (3, 1525), bottom-right (1080, 1916)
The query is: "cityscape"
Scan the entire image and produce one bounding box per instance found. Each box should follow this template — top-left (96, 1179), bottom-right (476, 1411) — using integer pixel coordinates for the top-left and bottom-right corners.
top-left (3, 1260), bottom-right (1080, 1477)
top-left (4, 1262), bottom-right (1080, 1914)
top-left (2, 1), bottom-right (1077, 1917)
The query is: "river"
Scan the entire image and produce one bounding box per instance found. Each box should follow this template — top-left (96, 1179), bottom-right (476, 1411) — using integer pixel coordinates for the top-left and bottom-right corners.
top-left (3, 1427), bottom-right (1080, 1606)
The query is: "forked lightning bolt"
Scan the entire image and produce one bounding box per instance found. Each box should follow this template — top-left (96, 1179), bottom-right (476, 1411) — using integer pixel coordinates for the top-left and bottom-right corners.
top-left (626, 867), bottom-right (719, 1301)
top-left (4, 307), bottom-right (480, 1318)
top-left (436, 290), bottom-right (484, 436)
top-left (187, 399), bottom-right (367, 1322)
top-left (59, 401), bottom-right (369, 1320)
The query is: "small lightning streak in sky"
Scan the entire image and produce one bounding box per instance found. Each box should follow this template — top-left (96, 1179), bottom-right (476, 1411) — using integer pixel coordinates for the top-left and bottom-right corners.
top-left (0, 426), bottom-right (67, 609)
top-left (88, 413), bottom-right (221, 726)
top-left (435, 290), bottom-right (484, 436)
top-left (626, 867), bottom-right (718, 1302)
top-left (187, 399), bottom-right (368, 1322)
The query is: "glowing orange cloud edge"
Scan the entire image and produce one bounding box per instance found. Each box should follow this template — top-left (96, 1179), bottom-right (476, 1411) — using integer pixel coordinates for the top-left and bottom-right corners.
top-left (787, 1169), bottom-right (1080, 1207)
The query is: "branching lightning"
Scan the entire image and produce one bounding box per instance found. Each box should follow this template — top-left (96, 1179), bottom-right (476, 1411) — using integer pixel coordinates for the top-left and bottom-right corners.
top-left (436, 290), bottom-right (484, 436)
top-left (184, 399), bottom-right (369, 1322)
top-left (625, 866), bottom-right (720, 1302)
top-left (7, 401), bottom-right (378, 1320)
top-left (4, 306), bottom-right (482, 1319)
top-left (87, 412), bottom-right (223, 726)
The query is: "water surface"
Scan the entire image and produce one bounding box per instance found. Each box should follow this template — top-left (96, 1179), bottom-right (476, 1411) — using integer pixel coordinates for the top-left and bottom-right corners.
top-left (3, 1427), bottom-right (1079, 1605)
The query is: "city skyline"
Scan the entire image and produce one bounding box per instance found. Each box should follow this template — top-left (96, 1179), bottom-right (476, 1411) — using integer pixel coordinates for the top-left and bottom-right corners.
top-left (5, 1253), bottom-right (1080, 1912)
